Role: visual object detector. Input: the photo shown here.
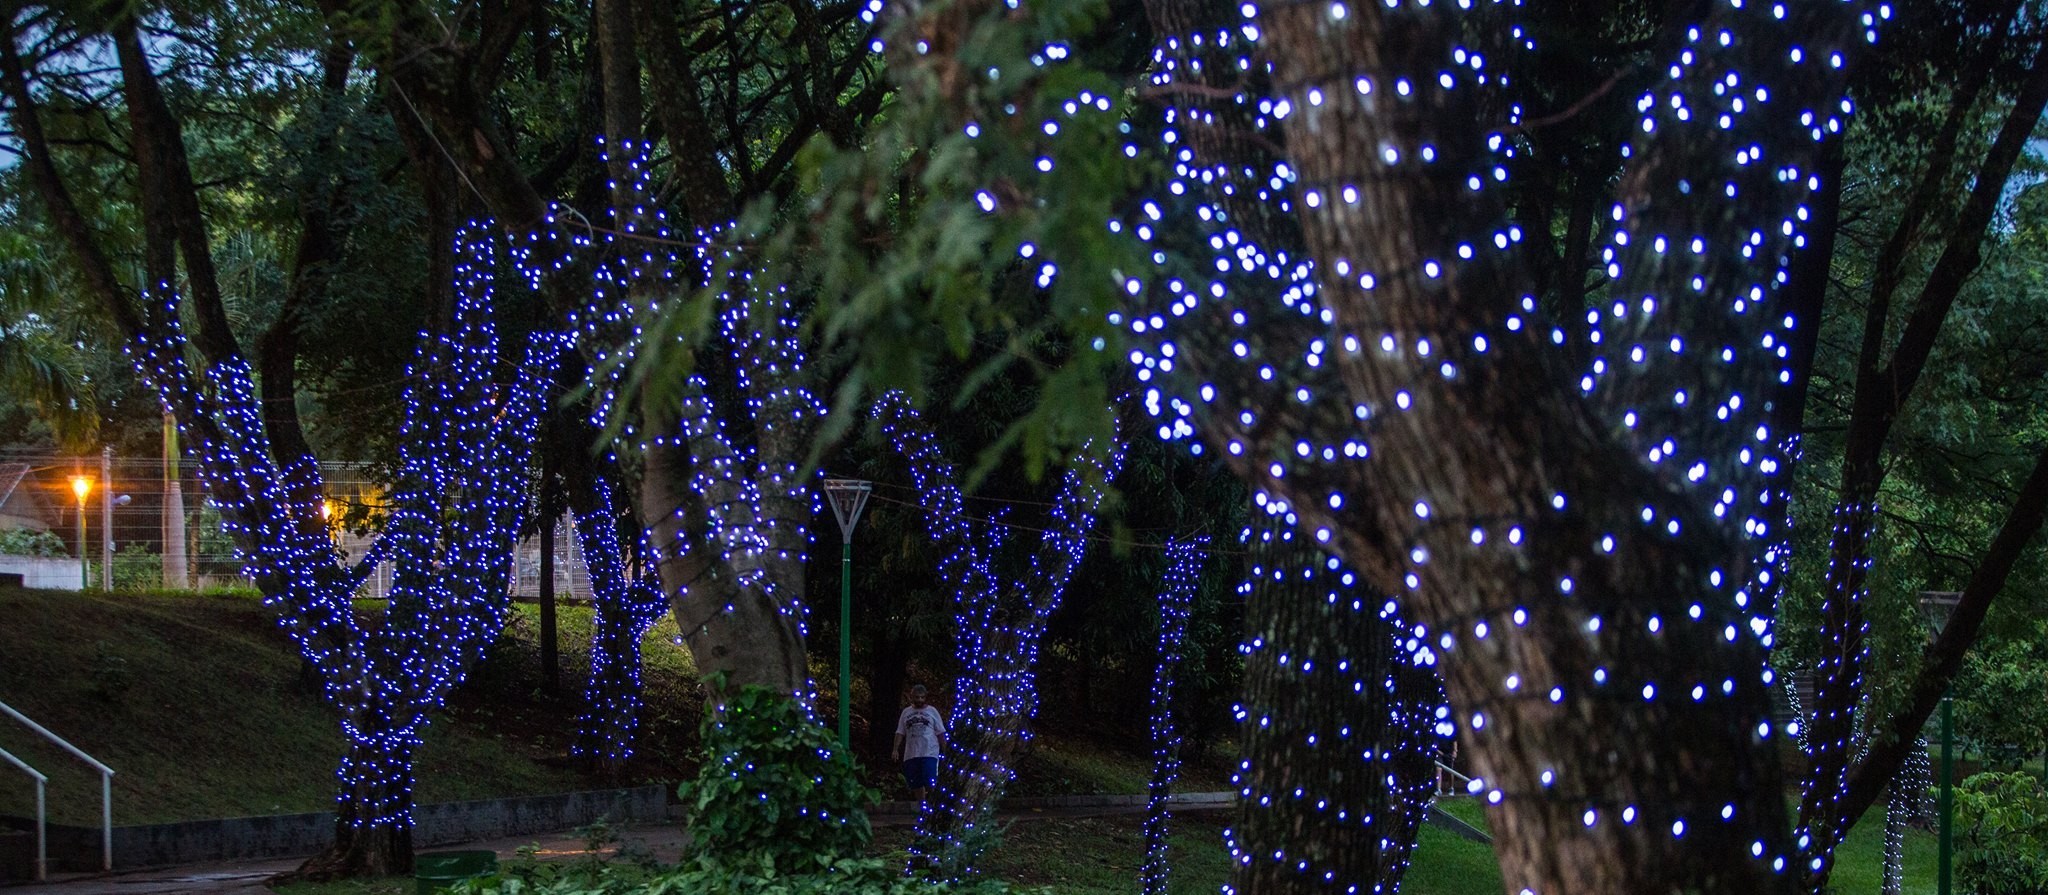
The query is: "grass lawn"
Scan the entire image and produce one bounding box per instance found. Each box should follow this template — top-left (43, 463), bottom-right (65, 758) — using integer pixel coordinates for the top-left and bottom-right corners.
top-left (1401, 796), bottom-right (1944, 895)
top-left (0, 587), bottom-right (696, 824)
top-left (275, 795), bottom-right (1944, 895)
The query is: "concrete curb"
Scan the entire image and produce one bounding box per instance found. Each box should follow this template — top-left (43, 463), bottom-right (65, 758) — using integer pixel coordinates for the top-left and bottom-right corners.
top-left (1426, 802), bottom-right (1492, 843)
top-left (8, 785), bottom-right (668, 873)
top-left (869, 790), bottom-right (1234, 817)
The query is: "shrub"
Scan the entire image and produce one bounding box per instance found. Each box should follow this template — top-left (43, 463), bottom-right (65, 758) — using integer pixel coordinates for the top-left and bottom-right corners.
top-left (1956, 771), bottom-right (2048, 895)
top-left (675, 682), bottom-right (877, 873)
top-left (453, 686), bottom-right (1011, 895)
top-left (455, 854), bottom-right (1013, 895)
top-left (0, 528), bottom-right (65, 557)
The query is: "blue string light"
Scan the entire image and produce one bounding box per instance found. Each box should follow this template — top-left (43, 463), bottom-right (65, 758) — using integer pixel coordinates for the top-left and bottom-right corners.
top-left (849, 0), bottom-right (1889, 886)
top-left (571, 466), bottom-right (669, 768)
top-left (1143, 534), bottom-right (1209, 895)
top-left (873, 390), bottom-right (1123, 878)
top-left (126, 223), bottom-right (565, 835)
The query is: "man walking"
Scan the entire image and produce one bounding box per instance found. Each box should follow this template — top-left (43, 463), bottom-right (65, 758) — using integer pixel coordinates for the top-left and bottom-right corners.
top-left (892, 684), bottom-right (946, 803)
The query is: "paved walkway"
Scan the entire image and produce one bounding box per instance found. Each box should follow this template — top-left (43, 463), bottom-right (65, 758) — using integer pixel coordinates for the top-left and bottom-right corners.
top-left (7, 798), bottom-right (1229, 895)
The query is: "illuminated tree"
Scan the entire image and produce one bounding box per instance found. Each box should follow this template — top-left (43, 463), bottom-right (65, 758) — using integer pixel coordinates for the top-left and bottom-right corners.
top-left (874, 391), bottom-right (1121, 879)
top-left (1227, 507), bottom-right (1448, 895)
top-left (1141, 534), bottom-right (1207, 895)
top-left (566, 462), bottom-right (668, 775)
top-left (3, 10), bottom-right (564, 877)
top-left (1788, 4), bottom-right (2048, 881)
top-left (334, 0), bottom-right (883, 702)
top-left (768, 0), bottom-right (1889, 890)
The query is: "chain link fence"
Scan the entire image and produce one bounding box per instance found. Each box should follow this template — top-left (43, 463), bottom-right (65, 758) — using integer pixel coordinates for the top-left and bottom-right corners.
top-left (0, 452), bottom-right (592, 600)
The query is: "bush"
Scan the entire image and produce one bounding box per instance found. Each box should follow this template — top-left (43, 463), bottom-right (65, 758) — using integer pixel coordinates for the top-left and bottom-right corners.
top-left (0, 528), bottom-right (65, 557)
top-left (455, 854), bottom-right (1012, 895)
top-left (675, 682), bottom-right (877, 873)
top-left (452, 687), bottom-right (1011, 895)
top-left (1956, 771), bottom-right (2048, 895)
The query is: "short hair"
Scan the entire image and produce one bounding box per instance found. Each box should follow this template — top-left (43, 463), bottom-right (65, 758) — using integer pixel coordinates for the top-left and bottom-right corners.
top-left (910, 684), bottom-right (928, 696)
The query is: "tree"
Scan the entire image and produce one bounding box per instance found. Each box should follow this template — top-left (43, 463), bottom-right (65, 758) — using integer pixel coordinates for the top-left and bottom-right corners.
top-left (0, 225), bottom-right (98, 449)
top-left (566, 460), bottom-right (668, 775)
top-left (1, 7), bottom-right (563, 875)
top-left (326, 0), bottom-right (886, 702)
top-left (874, 391), bottom-right (1121, 878)
top-left (1782, 6), bottom-right (2048, 881)
top-left (744, 0), bottom-right (1887, 890)
top-left (1140, 534), bottom-right (1206, 895)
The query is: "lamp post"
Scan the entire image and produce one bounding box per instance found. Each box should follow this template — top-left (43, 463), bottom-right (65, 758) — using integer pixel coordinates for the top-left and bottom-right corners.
top-left (99, 447), bottom-right (112, 591)
top-left (1920, 591), bottom-right (1960, 895)
top-left (823, 478), bottom-right (872, 749)
top-left (68, 473), bottom-right (91, 590)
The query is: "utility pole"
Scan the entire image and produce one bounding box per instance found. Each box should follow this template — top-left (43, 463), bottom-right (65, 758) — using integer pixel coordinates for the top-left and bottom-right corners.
top-left (540, 509), bottom-right (559, 693)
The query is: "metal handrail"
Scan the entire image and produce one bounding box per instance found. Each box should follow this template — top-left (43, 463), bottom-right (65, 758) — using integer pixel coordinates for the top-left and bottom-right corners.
top-left (1435, 760), bottom-right (1474, 796)
top-left (0, 700), bottom-right (113, 872)
top-left (0, 745), bottom-right (47, 880)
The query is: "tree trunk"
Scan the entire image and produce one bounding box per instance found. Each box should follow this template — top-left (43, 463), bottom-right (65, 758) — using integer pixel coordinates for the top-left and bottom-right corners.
top-left (1143, 536), bottom-right (1204, 895)
top-left (577, 604), bottom-right (649, 777)
top-left (570, 475), bottom-right (669, 774)
top-left (913, 630), bottom-right (1040, 876)
top-left (1231, 521), bottom-right (1441, 895)
top-left (288, 725), bottom-right (418, 880)
top-left (1221, 2), bottom-right (1868, 891)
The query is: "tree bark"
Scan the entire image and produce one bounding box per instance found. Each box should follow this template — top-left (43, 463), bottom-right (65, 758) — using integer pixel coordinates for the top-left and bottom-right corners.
top-left (1222, 2), bottom-right (1869, 891)
top-left (287, 722), bottom-right (419, 881)
top-left (1231, 521), bottom-right (1442, 895)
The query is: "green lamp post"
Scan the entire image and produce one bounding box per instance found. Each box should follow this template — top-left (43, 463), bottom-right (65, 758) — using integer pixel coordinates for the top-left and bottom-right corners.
top-left (823, 478), bottom-right (872, 749)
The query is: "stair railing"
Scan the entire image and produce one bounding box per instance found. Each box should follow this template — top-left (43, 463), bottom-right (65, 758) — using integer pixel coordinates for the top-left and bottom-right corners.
top-left (0, 744), bottom-right (47, 880)
top-left (0, 700), bottom-right (112, 873)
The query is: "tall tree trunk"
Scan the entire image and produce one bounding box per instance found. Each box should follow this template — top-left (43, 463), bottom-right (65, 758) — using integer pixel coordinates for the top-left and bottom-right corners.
top-left (1232, 518), bottom-right (1443, 895)
top-left (540, 511), bottom-right (559, 693)
top-left (288, 706), bottom-right (422, 881)
top-left (1141, 537), bottom-right (1204, 895)
top-left (1213, 1), bottom-right (1871, 891)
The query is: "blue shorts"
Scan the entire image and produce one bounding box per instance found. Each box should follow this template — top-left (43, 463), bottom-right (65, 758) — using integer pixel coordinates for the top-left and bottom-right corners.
top-left (902, 756), bottom-right (938, 789)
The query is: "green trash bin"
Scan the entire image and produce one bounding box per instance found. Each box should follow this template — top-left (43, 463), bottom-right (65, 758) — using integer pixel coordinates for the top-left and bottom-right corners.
top-left (414, 849), bottom-right (499, 895)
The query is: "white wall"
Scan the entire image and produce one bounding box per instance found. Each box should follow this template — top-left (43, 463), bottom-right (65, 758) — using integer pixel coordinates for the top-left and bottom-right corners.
top-left (0, 555), bottom-right (86, 590)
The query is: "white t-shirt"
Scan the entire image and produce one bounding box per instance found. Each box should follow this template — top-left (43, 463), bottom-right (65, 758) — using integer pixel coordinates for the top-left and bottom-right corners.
top-left (896, 704), bottom-right (946, 760)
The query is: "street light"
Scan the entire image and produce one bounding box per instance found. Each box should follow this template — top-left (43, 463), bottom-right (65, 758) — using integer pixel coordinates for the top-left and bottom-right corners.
top-left (68, 474), bottom-right (91, 590)
top-left (823, 478), bottom-right (872, 749)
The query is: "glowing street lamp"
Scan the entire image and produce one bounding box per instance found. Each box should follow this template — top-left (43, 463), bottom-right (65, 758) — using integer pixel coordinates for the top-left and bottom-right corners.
top-left (69, 474), bottom-right (91, 589)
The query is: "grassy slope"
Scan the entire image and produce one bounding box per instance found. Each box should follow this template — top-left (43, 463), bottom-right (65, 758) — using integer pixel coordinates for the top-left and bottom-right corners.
top-left (1406, 796), bottom-right (1942, 895)
top-left (0, 587), bottom-right (698, 825)
top-left (3, 586), bottom-right (1944, 894)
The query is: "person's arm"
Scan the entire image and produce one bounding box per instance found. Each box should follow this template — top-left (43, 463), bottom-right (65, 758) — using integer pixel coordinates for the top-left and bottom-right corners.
top-left (893, 708), bottom-right (907, 760)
